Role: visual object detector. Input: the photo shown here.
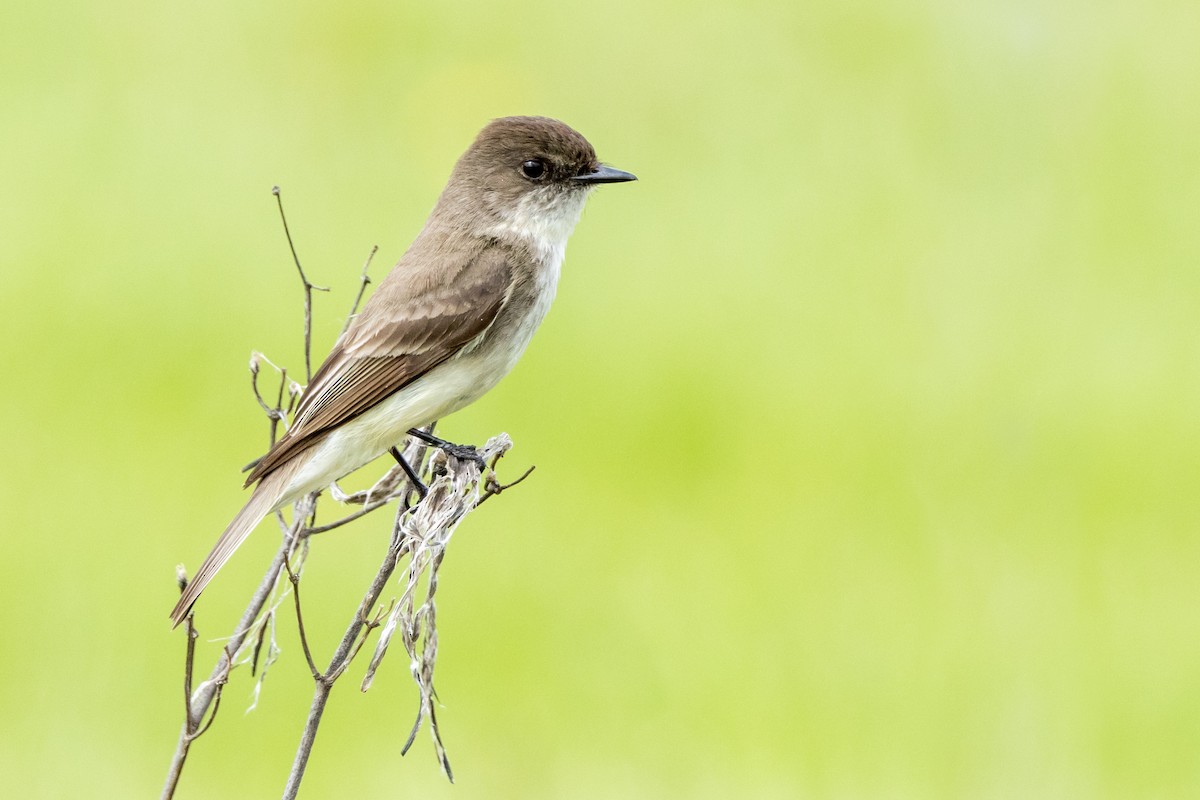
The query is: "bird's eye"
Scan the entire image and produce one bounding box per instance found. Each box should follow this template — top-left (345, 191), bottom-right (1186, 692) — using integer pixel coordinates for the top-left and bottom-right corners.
top-left (521, 159), bottom-right (546, 180)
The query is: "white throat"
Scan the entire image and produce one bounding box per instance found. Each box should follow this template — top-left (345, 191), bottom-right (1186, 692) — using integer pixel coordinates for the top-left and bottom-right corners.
top-left (489, 188), bottom-right (591, 267)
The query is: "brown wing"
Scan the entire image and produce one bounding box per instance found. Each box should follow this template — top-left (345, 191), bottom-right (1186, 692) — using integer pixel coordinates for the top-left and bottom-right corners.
top-left (244, 247), bottom-right (512, 486)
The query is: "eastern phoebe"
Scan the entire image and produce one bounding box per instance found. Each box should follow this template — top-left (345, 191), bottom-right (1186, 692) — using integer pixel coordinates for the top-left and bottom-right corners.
top-left (170, 116), bottom-right (635, 625)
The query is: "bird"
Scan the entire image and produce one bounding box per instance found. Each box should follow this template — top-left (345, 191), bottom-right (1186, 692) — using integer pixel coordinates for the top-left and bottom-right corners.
top-left (170, 116), bottom-right (636, 626)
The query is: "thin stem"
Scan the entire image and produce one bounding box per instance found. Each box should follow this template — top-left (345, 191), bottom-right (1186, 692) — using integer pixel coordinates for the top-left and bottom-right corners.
top-left (162, 608), bottom-right (199, 800)
top-left (250, 610), bottom-right (272, 677)
top-left (189, 673), bottom-right (226, 740)
top-left (274, 367), bottom-right (287, 438)
top-left (282, 682), bottom-right (334, 800)
top-left (303, 497), bottom-right (396, 535)
top-left (475, 464), bottom-right (536, 507)
top-left (272, 186), bottom-right (329, 382)
top-left (183, 645), bottom-right (232, 744)
top-left (342, 245), bottom-right (377, 335)
top-left (283, 553), bottom-right (322, 681)
top-left (344, 600), bottom-right (394, 666)
top-left (183, 617), bottom-right (197, 727)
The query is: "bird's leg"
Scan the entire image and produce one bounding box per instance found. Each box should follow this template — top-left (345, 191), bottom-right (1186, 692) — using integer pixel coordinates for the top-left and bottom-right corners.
top-left (389, 447), bottom-right (428, 501)
top-left (406, 428), bottom-right (487, 469)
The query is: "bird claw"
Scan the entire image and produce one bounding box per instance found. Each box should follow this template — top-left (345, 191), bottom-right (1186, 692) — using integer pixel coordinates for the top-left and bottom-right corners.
top-left (406, 428), bottom-right (488, 470)
top-left (438, 442), bottom-right (487, 470)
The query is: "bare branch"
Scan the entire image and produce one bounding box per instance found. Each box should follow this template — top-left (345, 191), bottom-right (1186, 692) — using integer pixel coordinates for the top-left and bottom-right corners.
top-left (248, 352), bottom-right (294, 446)
top-left (303, 496), bottom-right (397, 535)
top-left (342, 245), bottom-right (377, 335)
top-left (476, 463), bottom-right (536, 507)
top-left (186, 647), bottom-right (232, 742)
top-left (283, 552), bottom-right (322, 681)
top-left (250, 609), bottom-right (271, 677)
top-left (272, 186), bottom-right (329, 382)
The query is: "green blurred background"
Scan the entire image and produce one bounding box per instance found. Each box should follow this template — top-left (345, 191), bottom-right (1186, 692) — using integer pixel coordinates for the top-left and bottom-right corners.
top-left (3, 0), bottom-right (1199, 797)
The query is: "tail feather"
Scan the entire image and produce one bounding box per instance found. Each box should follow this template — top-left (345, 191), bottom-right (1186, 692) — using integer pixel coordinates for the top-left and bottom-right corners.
top-left (169, 466), bottom-right (296, 627)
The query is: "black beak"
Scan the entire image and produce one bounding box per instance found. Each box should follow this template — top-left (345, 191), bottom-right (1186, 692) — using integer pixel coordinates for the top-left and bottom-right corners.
top-left (572, 164), bottom-right (638, 185)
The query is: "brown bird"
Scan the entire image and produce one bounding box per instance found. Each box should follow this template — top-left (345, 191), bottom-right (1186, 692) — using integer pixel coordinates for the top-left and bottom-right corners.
top-left (171, 116), bottom-right (635, 625)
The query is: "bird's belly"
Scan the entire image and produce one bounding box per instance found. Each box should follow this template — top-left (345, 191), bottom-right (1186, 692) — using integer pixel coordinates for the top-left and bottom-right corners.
top-left (283, 344), bottom-right (523, 499)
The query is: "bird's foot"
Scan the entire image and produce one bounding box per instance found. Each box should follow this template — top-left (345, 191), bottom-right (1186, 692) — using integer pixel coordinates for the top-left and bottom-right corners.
top-left (440, 441), bottom-right (488, 469)
top-left (390, 446), bottom-right (429, 501)
top-left (407, 428), bottom-right (488, 470)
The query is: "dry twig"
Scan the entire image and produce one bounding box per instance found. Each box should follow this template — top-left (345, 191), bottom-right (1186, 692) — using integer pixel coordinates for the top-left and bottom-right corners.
top-left (272, 185), bottom-right (329, 382)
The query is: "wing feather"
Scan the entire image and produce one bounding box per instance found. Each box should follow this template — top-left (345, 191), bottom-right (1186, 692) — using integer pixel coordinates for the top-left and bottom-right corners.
top-left (244, 247), bottom-right (512, 485)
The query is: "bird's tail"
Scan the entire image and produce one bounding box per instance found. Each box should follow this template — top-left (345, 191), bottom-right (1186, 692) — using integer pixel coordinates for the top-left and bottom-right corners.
top-left (169, 464), bottom-right (298, 627)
